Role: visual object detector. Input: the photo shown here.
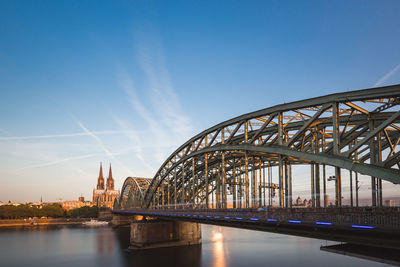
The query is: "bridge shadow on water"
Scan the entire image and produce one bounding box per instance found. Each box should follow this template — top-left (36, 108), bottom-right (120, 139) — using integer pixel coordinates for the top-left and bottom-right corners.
top-left (113, 226), bottom-right (202, 267)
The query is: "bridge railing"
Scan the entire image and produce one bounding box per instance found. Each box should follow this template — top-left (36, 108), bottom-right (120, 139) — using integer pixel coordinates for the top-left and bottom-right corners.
top-left (126, 207), bottom-right (400, 230)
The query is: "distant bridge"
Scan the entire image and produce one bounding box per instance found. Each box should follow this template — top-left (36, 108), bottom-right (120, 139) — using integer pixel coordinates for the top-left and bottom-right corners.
top-left (113, 85), bottom-right (400, 249)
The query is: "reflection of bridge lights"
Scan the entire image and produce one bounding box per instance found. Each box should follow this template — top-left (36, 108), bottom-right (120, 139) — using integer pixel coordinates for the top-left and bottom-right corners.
top-left (212, 229), bottom-right (226, 267)
top-left (212, 231), bottom-right (223, 242)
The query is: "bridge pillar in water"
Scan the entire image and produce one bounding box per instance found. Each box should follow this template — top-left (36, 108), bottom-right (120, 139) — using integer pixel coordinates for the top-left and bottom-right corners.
top-left (129, 220), bottom-right (201, 250)
top-left (111, 214), bottom-right (143, 227)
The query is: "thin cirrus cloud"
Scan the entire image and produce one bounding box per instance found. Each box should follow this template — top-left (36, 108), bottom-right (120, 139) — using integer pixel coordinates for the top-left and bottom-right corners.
top-left (18, 152), bottom-right (105, 170)
top-left (116, 29), bottom-right (194, 165)
top-left (117, 69), bottom-right (172, 164)
top-left (136, 40), bottom-right (192, 140)
top-left (74, 119), bottom-right (135, 174)
top-left (17, 145), bottom-right (137, 171)
top-left (374, 63), bottom-right (400, 87)
top-left (0, 130), bottom-right (140, 141)
top-left (112, 115), bottom-right (155, 173)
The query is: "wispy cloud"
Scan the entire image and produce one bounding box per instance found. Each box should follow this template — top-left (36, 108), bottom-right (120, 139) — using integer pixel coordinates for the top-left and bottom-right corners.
top-left (113, 116), bottom-right (154, 172)
top-left (117, 70), bottom-right (170, 163)
top-left (116, 27), bottom-right (194, 166)
top-left (74, 119), bottom-right (135, 174)
top-left (117, 70), bottom-right (164, 137)
top-left (0, 130), bottom-right (140, 141)
top-left (374, 63), bottom-right (400, 87)
top-left (19, 152), bottom-right (104, 170)
top-left (0, 140), bottom-right (97, 178)
top-left (19, 145), bottom-right (137, 171)
top-left (136, 33), bottom-right (192, 140)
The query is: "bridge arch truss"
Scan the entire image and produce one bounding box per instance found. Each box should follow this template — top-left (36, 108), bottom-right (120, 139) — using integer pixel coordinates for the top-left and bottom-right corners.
top-left (117, 177), bottom-right (152, 210)
top-left (141, 85), bottom-right (400, 209)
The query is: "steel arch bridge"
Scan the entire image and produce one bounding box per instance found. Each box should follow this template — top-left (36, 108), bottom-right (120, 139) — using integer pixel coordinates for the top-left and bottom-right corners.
top-left (118, 85), bottom-right (400, 211)
top-left (116, 177), bottom-right (152, 210)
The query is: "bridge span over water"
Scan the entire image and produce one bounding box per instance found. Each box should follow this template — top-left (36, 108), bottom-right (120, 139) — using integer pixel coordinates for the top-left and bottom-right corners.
top-left (113, 85), bottom-right (400, 249)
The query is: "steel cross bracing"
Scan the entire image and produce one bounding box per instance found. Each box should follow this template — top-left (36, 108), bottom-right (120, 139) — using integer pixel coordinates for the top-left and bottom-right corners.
top-left (116, 177), bottom-right (152, 210)
top-left (118, 85), bottom-right (400, 210)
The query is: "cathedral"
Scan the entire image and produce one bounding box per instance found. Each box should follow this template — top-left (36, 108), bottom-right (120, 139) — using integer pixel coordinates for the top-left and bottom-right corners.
top-left (92, 163), bottom-right (120, 209)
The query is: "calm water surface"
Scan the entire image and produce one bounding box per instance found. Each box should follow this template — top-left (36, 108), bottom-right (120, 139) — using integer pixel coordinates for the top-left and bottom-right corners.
top-left (0, 224), bottom-right (392, 267)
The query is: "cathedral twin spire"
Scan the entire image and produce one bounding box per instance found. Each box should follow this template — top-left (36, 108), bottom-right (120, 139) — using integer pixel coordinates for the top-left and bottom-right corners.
top-left (106, 164), bottom-right (114, 190)
top-left (97, 162), bottom-right (114, 190)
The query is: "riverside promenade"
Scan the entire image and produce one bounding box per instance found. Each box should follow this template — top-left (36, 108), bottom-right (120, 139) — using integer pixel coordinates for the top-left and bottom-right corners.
top-left (0, 218), bottom-right (89, 227)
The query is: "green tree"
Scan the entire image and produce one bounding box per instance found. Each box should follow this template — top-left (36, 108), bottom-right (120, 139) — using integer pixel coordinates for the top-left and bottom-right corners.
top-left (0, 203), bottom-right (64, 219)
top-left (66, 206), bottom-right (99, 218)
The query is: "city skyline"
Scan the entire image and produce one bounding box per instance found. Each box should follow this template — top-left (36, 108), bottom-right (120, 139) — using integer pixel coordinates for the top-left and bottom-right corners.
top-left (1, 1), bottom-right (400, 202)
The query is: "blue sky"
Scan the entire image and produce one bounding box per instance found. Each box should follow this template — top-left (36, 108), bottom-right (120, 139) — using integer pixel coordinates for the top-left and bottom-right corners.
top-left (0, 1), bottom-right (399, 203)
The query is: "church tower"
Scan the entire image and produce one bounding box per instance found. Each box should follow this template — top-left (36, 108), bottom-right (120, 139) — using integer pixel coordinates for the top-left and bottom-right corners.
top-left (93, 162), bottom-right (119, 209)
top-left (106, 163), bottom-right (114, 190)
top-left (97, 162), bottom-right (105, 190)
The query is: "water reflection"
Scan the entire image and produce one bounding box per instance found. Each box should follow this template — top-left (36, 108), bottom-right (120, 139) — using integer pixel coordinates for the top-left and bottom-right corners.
top-left (119, 244), bottom-right (202, 267)
top-left (0, 224), bottom-right (391, 267)
top-left (96, 226), bottom-right (115, 254)
top-left (112, 226), bottom-right (202, 267)
top-left (211, 228), bottom-right (226, 267)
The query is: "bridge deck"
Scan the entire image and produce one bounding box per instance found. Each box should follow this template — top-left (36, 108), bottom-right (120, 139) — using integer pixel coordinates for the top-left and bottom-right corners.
top-left (113, 207), bottom-right (400, 249)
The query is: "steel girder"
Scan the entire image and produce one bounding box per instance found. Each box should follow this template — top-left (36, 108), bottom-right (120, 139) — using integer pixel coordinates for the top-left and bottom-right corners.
top-left (118, 177), bottom-right (152, 209)
top-left (141, 85), bottom-right (400, 209)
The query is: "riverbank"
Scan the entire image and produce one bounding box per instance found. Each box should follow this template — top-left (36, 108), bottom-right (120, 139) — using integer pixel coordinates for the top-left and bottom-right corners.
top-left (0, 218), bottom-right (90, 227)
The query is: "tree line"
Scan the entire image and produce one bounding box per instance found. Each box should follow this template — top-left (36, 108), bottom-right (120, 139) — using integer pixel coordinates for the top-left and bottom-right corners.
top-left (0, 204), bottom-right (100, 219)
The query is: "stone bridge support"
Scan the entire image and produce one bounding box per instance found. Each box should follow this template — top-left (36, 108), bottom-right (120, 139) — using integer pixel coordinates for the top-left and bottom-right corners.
top-left (111, 214), bottom-right (143, 227)
top-left (129, 220), bottom-right (201, 250)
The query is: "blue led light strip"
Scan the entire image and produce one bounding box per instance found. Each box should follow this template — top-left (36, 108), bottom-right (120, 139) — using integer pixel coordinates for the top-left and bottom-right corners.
top-left (316, 221), bottom-right (332, 226)
top-left (249, 218), bottom-right (259, 221)
top-left (267, 219), bottom-right (277, 222)
top-left (288, 220), bottom-right (301, 224)
top-left (352, 225), bottom-right (374, 229)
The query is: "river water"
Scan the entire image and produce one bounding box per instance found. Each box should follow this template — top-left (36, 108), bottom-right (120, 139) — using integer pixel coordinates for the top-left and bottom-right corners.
top-left (0, 224), bottom-right (392, 267)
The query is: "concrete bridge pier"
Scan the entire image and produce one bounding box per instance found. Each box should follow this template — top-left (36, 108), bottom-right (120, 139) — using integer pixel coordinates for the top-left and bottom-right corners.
top-left (129, 220), bottom-right (201, 250)
top-left (111, 214), bottom-right (143, 226)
